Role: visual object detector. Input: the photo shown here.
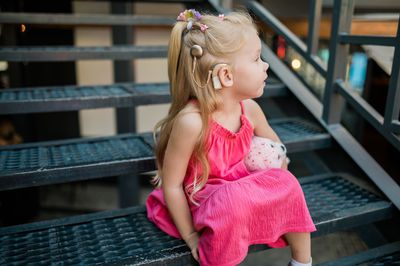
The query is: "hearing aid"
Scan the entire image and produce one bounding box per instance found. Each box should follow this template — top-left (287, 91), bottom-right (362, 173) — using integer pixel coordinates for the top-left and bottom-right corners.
top-left (191, 45), bottom-right (203, 58)
top-left (211, 63), bottom-right (230, 90)
top-left (191, 45), bottom-right (203, 74)
top-left (190, 45), bottom-right (230, 90)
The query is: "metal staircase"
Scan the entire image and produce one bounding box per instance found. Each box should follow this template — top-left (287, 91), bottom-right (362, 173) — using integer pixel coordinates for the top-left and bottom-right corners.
top-left (1, 0), bottom-right (399, 265)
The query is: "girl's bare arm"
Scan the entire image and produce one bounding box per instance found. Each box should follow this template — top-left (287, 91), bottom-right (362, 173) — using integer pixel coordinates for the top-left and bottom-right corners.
top-left (245, 99), bottom-right (282, 142)
top-left (161, 111), bottom-right (202, 259)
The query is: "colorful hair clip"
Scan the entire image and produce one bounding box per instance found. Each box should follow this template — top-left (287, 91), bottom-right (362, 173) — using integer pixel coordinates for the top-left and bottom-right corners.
top-left (218, 14), bottom-right (225, 21)
top-left (200, 24), bottom-right (209, 32)
top-left (187, 21), bottom-right (193, 30)
top-left (177, 9), bottom-right (204, 30)
top-left (177, 12), bottom-right (186, 21)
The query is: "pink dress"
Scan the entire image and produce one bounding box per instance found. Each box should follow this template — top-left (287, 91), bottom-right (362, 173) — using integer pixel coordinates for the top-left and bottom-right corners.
top-left (146, 101), bottom-right (316, 266)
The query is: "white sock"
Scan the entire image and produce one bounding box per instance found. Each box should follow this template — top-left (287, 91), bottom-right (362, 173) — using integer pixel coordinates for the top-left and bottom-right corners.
top-left (290, 257), bottom-right (312, 266)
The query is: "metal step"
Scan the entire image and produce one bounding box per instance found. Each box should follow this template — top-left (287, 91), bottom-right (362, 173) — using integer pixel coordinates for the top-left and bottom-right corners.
top-left (317, 241), bottom-right (400, 266)
top-left (0, 83), bottom-right (171, 114)
top-left (0, 118), bottom-right (330, 191)
top-left (0, 173), bottom-right (394, 265)
top-left (0, 12), bottom-right (175, 26)
top-left (0, 132), bottom-right (156, 191)
top-left (0, 45), bottom-right (168, 62)
top-left (271, 118), bottom-right (331, 153)
top-left (0, 79), bottom-right (286, 115)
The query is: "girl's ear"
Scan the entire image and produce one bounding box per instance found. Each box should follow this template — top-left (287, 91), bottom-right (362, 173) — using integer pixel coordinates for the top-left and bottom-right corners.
top-left (218, 65), bottom-right (233, 88)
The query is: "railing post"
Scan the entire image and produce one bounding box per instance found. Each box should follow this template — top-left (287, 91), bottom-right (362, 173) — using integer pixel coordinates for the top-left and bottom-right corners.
top-left (307, 0), bottom-right (323, 56)
top-left (112, 2), bottom-right (136, 134)
top-left (383, 16), bottom-right (400, 132)
top-left (112, 2), bottom-right (140, 207)
top-left (322, 0), bottom-right (355, 124)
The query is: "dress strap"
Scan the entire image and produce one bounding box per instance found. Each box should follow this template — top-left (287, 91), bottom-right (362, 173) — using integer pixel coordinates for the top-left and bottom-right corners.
top-left (240, 101), bottom-right (246, 115)
top-left (189, 99), bottom-right (199, 105)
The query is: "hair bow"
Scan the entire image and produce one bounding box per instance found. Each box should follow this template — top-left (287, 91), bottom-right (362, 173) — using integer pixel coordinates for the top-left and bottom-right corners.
top-left (201, 24), bottom-right (209, 32)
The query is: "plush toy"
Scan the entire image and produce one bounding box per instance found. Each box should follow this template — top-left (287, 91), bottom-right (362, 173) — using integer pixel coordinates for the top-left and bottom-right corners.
top-left (244, 135), bottom-right (289, 172)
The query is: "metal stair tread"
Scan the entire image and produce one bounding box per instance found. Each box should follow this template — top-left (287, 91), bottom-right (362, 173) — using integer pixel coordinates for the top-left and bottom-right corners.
top-left (316, 241), bottom-right (400, 266)
top-left (0, 45), bottom-right (168, 62)
top-left (0, 82), bottom-right (171, 114)
top-left (0, 12), bottom-right (176, 26)
top-left (0, 79), bottom-right (286, 114)
top-left (0, 117), bottom-right (330, 191)
top-left (0, 173), bottom-right (395, 265)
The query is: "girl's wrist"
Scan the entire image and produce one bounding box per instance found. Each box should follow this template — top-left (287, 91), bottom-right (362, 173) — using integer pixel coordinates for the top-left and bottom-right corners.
top-left (184, 231), bottom-right (200, 262)
top-left (184, 231), bottom-right (199, 248)
top-left (183, 231), bottom-right (198, 241)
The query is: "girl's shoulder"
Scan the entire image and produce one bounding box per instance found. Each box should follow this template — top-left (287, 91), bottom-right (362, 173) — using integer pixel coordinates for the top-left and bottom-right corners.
top-left (242, 99), bottom-right (264, 124)
top-left (242, 99), bottom-right (259, 112)
top-left (183, 100), bottom-right (201, 114)
top-left (173, 102), bottom-right (202, 136)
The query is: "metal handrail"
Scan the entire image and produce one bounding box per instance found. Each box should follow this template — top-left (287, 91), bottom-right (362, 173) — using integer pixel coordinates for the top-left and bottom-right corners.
top-left (384, 16), bottom-right (400, 134)
top-left (242, 0), bottom-right (400, 210)
top-left (244, 0), bottom-right (327, 78)
top-left (392, 121), bottom-right (400, 134)
top-left (324, 0), bottom-right (400, 151)
top-left (335, 80), bottom-right (400, 151)
top-left (244, 0), bottom-right (400, 152)
top-left (338, 34), bottom-right (396, 46)
top-left (307, 0), bottom-right (323, 55)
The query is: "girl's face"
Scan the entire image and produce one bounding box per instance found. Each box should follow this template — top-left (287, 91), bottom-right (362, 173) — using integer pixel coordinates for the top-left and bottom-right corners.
top-left (230, 30), bottom-right (269, 99)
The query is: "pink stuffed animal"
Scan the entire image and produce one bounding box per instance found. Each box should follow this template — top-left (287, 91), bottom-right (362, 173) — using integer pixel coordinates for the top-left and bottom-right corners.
top-left (244, 136), bottom-right (289, 172)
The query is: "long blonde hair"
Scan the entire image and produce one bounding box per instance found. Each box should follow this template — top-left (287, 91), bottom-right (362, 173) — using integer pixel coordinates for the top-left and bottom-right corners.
top-left (153, 11), bottom-right (257, 203)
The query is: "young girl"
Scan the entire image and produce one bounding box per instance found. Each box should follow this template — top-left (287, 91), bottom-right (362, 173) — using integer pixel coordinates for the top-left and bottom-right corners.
top-left (146, 10), bottom-right (316, 266)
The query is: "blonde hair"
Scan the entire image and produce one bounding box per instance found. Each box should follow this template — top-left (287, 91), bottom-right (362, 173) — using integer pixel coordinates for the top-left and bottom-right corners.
top-left (153, 11), bottom-right (257, 204)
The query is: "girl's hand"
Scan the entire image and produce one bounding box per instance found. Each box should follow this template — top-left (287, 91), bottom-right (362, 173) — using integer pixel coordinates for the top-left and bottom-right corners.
top-left (281, 158), bottom-right (288, 170)
top-left (185, 231), bottom-right (200, 262)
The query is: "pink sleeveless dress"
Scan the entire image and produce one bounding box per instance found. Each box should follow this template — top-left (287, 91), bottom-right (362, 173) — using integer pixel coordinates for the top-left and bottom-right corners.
top-left (146, 101), bottom-right (316, 266)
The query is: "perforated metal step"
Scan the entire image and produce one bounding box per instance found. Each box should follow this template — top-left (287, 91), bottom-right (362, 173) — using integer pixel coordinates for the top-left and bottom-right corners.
top-left (271, 118), bottom-right (331, 153)
top-left (317, 241), bottom-right (400, 266)
top-left (0, 12), bottom-right (175, 26)
top-left (0, 132), bottom-right (155, 191)
top-left (0, 118), bottom-right (330, 191)
top-left (0, 83), bottom-right (171, 114)
top-left (0, 173), bottom-right (394, 265)
top-left (0, 79), bottom-right (286, 115)
top-left (0, 45), bottom-right (168, 62)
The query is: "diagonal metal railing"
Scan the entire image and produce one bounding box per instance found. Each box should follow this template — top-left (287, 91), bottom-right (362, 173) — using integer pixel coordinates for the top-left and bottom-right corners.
top-left (244, 0), bottom-right (400, 150)
top-left (242, 0), bottom-right (400, 210)
top-left (323, 1), bottom-right (400, 150)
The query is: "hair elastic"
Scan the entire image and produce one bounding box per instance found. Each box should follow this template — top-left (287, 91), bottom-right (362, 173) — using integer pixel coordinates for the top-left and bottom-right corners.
top-left (200, 24), bottom-right (209, 32)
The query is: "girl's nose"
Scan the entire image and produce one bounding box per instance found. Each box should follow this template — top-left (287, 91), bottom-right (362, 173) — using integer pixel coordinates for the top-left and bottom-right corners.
top-left (264, 61), bottom-right (269, 72)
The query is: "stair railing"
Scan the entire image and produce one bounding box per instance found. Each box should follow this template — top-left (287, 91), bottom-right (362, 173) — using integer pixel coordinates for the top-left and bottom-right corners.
top-left (242, 0), bottom-right (400, 210)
